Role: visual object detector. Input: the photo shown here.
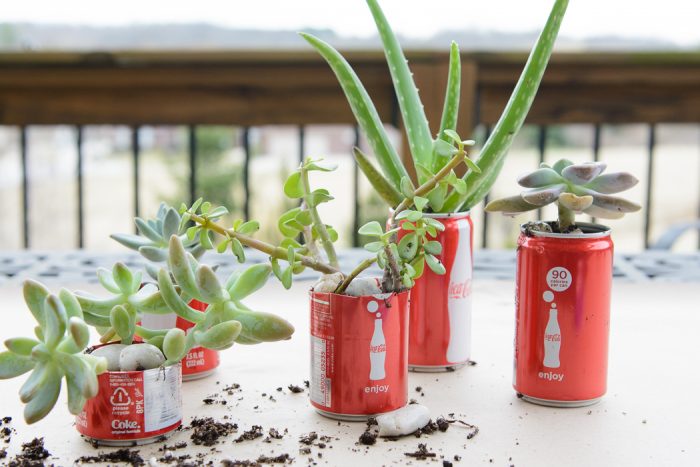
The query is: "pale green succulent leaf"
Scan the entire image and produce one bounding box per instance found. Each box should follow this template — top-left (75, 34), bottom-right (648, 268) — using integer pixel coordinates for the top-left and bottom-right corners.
top-left (425, 253), bottom-right (446, 275)
top-left (358, 221), bottom-right (384, 237)
top-left (157, 268), bottom-right (205, 324)
top-left (195, 265), bottom-right (227, 304)
top-left (561, 162), bottom-right (607, 185)
top-left (517, 167), bottom-right (564, 188)
top-left (23, 364), bottom-right (61, 424)
top-left (163, 328), bottom-right (187, 363)
top-left (552, 158), bottom-right (574, 174)
top-left (485, 195), bottom-right (539, 214)
top-left (0, 351), bottom-right (34, 379)
top-left (227, 264), bottom-right (271, 301)
top-left (521, 184), bottom-right (566, 207)
top-left (59, 289), bottom-right (84, 320)
top-left (23, 280), bottom-right (51, 328)
top-left (585, 172), bottom-right (639, 194)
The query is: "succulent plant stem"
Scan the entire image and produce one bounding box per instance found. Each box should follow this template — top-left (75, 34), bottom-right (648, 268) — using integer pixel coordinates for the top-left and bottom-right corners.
top-left (188, 213), bottom-right (340, 275)
top-left (381, 244), bottom-right (404, 293)
top-left (301, 167), bottom-right (339, 268)
top-left (390, 150), bottom-right (468, 226)
top-left (557, 203), bottom-right (576, 231)
top-left (334, 256), bottom-right (378, 295)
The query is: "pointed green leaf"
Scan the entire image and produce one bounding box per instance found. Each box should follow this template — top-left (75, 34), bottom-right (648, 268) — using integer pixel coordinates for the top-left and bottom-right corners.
top-left (435, 41), bottom-right (462, 171)
top-left (300, 32), bottom-right (409, 187)
top-left (353, 147), bottom-right (403, 207)
top-left (366, 0), bottom-right (433, 167)
top-left (444, 0), bottom-right (570, 211)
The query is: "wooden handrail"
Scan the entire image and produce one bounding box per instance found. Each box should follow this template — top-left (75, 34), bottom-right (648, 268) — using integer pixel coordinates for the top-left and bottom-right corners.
top-left (1, 50), bottom-right (699, 131)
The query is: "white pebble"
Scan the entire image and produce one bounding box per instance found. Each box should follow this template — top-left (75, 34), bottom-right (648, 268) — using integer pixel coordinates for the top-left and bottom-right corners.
top-left (312, 273), bottom-right (344, 293)
top-left (119, 343), bottom-right (165, 371)
top-left (345, 277), bottom-right (382, 297)
top-left (376, 404), bottom-right (430, 437)
top-left (90, 343), bottom-right (127, 371)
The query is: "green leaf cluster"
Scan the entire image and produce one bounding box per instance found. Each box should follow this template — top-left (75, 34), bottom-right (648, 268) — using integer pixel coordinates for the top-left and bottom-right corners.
top-left (302, 0), bottom-right (570, 213)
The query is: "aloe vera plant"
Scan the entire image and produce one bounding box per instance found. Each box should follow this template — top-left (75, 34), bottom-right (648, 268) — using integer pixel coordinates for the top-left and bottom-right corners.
top-left (301, 0), bottom-right (569, 215)
top-left (485, 159), bottom-right (641, 232)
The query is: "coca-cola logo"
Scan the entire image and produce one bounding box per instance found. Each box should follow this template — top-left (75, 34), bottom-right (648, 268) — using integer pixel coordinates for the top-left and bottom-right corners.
top-left (544, 333), bottom-right (561, 342)
top-left (448, 279), bottom-right (472, 299)
top-left (111, 419), bottom-right (139, 430)
top-left (369, 344), bottom-right (386, 353)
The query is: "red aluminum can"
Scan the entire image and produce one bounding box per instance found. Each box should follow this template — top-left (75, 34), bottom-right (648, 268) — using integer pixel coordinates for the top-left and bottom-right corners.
top-left (401, 212), bottom-right (474, 371)
top-left (309, 290), bottom-right (409, 420)
top-left (513, 223), bottom-right (613, 407)
top-left (140, 299), bottom-right (219, 380)
top-left (76, 345), bottom-right (182, 446)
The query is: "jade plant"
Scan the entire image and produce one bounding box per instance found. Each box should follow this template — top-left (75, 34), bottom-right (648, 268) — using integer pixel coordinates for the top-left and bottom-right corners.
top-left (0, 227), bottom-right (294, 424)
top-left (485, 159), bottom-right (641, 232)
top-left (301, 0), bottom-right (569, 217)
top-left (180, 151), bottom-right (471, 294)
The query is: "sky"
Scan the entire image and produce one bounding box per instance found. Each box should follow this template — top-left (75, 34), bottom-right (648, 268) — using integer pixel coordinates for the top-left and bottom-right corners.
top-left (1, 0), bottom-right (698, 47)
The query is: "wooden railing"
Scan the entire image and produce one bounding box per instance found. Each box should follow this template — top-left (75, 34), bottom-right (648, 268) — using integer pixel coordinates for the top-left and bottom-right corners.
top-left (1, 50), bottom-right (700, 248)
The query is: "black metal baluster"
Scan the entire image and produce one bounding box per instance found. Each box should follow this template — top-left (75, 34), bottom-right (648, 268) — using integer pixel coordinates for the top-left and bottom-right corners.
top-left (644, 124), bottom-right (656, 249)
top-left (188, 125), bottom-right (197, 206)
top-left (76, 126), bottom-right (84, 248)
top-left (20, 126), bottom-right (29, 249)
top-left (132, 126), bottom-right (141, 225)
top-left (298, 125), bottom-right (305, 166)
top-left (242, 127), bottom-right (251, 221)
top-left (352, 126), bottom-right (361, 248)
top-left (536, 125), bottom-right (548, 221)
top-left (481, 125), bottom-right (492, 249)
top-left (590, 124), bottom-right (602, 224)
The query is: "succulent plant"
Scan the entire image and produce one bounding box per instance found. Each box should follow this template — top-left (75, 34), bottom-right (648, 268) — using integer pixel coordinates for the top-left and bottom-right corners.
top-left (485, 159), bottom-right (642, 231)
top-left (0, 213), bottom-right (295, 424)
top-left (181, 148), bottom-right (472, 294)
top-left (111, 203), bottom-right (206, 278)
top-left (0, 281), bottom-right (106, 423)
top-left (301, 0), bottom-right (569, 214)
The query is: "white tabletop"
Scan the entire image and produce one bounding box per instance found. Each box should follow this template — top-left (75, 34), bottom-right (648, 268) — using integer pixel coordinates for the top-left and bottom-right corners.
top-left (0, 278), bottom-right (698, 466)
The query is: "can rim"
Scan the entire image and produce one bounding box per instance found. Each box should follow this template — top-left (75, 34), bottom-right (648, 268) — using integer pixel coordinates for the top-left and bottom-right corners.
top-left (520, 221), bottom-right (612, 239)
top-left (309, 288), bottom-right (410, 299)
top-left (419, 210), bottom-right (471, 220)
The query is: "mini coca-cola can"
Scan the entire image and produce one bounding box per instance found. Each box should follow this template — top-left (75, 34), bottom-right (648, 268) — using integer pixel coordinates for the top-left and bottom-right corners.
top-left (513, 223), bottom-right (613, 407)
top-left (309, 289), bottom-right (409, 420)
top-left (401, 212), bottom-right (474, 371)
top-left (140, 299), bottom-right (219, 380)
top-left (76, 345), bottom-right (182, 446)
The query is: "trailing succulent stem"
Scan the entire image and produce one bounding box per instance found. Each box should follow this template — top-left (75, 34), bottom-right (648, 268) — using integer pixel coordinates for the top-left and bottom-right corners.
top-left (184, 152), bottom-right (463, 295)
top-left (303, 0), bottom-right (569, 213)
top-left (485, 159), bottom-right (641, 232)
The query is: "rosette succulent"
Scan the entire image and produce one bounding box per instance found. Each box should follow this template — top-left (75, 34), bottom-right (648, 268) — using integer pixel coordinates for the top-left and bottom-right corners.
top-left (485, 159), bottom-right (641, 231)
top-left (301, 0), bottom-right (569, 214)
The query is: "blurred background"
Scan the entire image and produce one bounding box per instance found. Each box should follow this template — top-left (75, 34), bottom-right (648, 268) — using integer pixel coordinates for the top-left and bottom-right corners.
top-left (1, 0), bottom-right (699, 252)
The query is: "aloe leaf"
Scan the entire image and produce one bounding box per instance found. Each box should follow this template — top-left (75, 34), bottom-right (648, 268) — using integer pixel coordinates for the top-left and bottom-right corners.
top-left (353, 147), bottom-right (403, 207)
top-left (300, 33), bottom-right (408, 187)
top-left (365, 0), bottom-right (433, 168)
top-left (434, 41), bottom-right (462, 172)
top-left (444, 0), bottom-right (569, 212)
